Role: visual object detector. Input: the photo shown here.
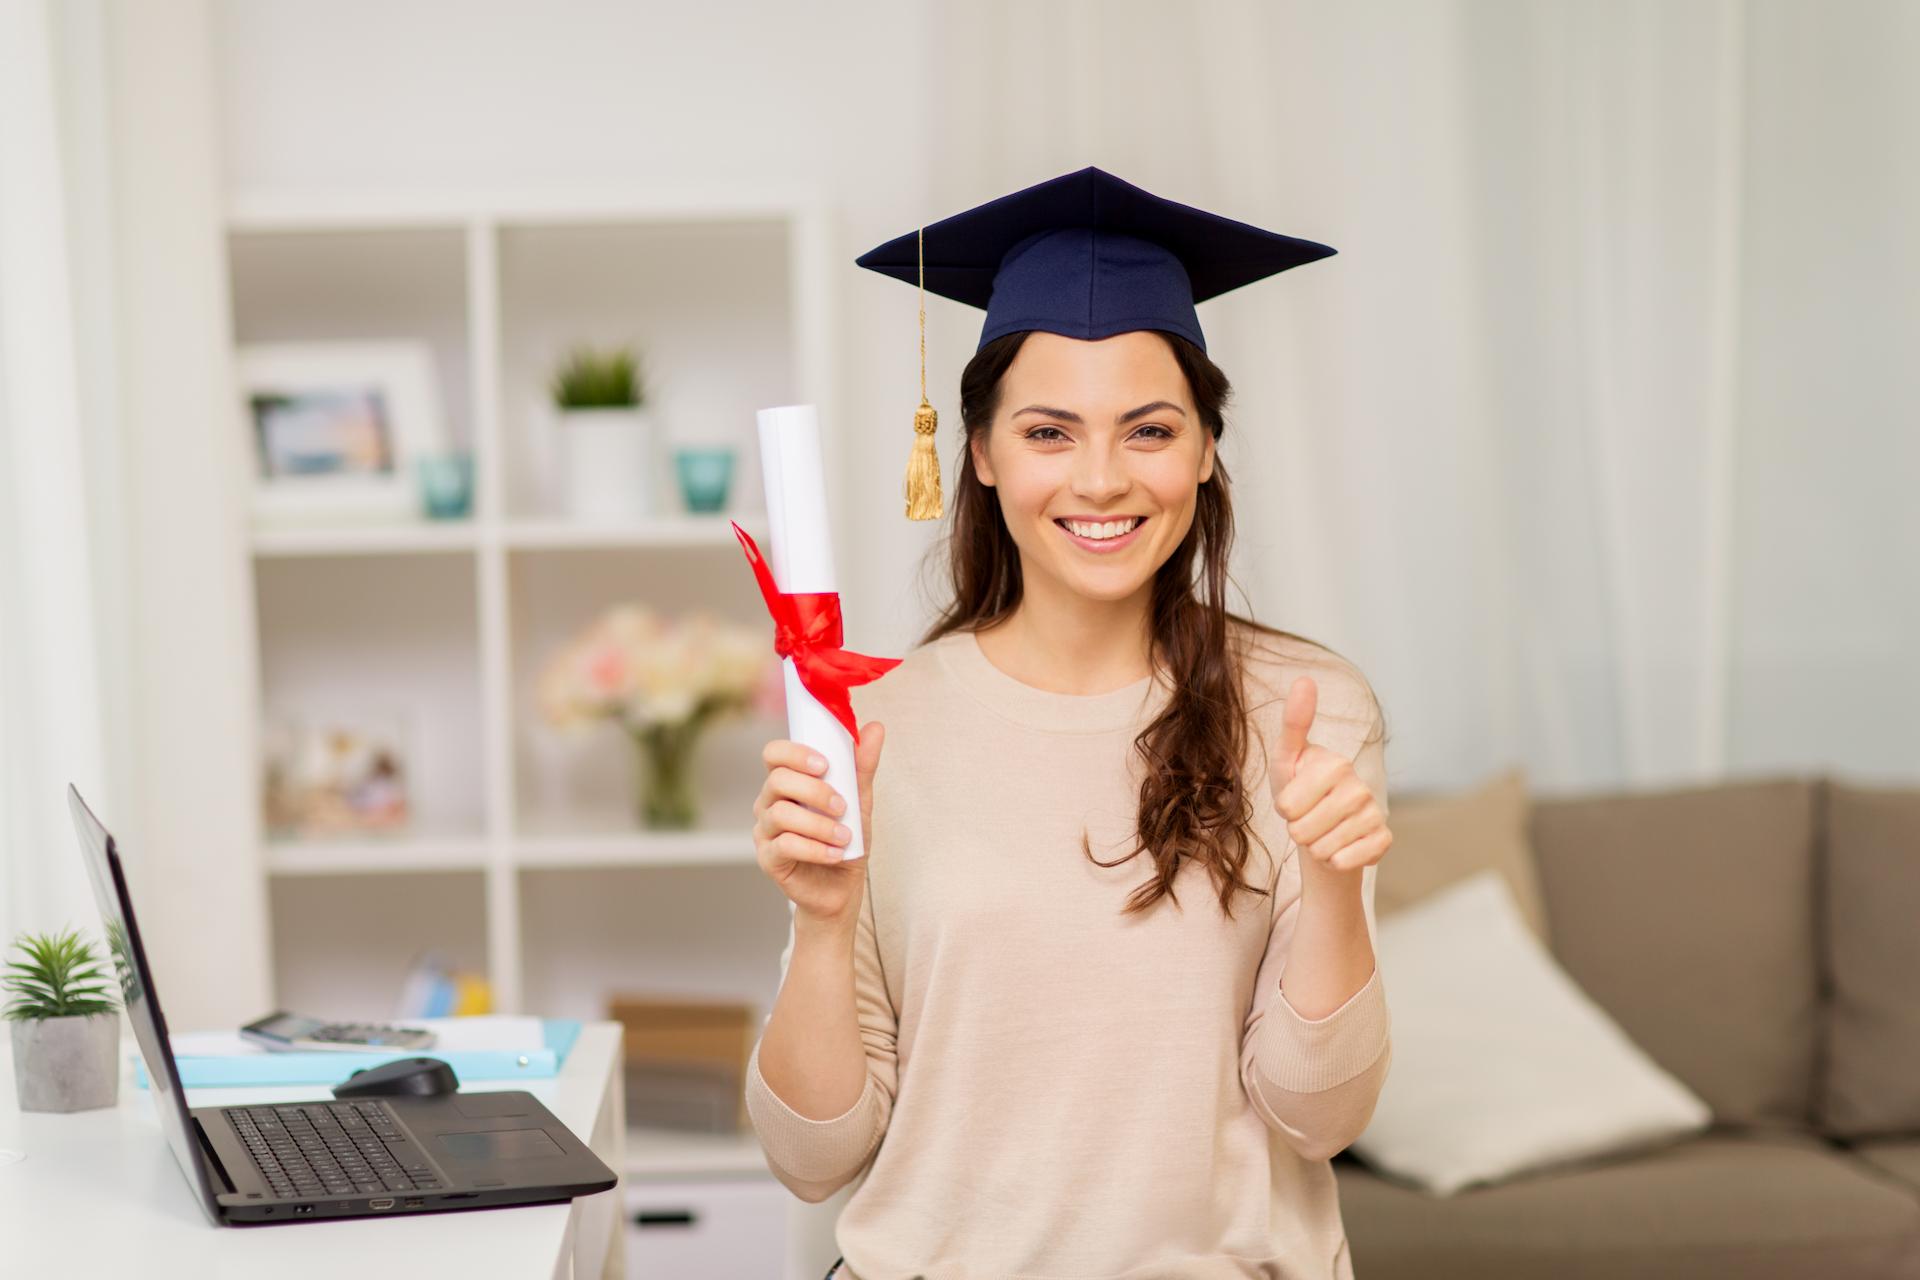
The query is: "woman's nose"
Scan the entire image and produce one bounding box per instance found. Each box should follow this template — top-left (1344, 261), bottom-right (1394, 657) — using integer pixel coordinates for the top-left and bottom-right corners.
top-left (1071, 445), bottom-right (1130, 500)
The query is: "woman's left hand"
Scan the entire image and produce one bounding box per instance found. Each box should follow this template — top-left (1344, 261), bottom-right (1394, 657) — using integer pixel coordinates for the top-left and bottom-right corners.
top-left (1268, 675), bottom-right (1393, 877)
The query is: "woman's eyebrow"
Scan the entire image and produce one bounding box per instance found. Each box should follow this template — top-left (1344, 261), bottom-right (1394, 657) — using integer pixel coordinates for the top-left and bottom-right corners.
top-left (1012, 401), bottom-right (1188, 424)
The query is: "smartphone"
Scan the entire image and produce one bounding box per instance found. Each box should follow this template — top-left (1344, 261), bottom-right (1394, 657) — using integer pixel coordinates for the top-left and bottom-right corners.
top-left (239, 1010), bottom-right (437, 1053)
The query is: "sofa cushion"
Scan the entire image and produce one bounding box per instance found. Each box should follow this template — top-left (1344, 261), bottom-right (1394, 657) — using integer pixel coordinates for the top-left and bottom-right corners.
top-left (1820, 778), bottom-right (1920, 1138)
top-left (1528, 776), bottom-right (1820, 1129)
top-left (1375, 765), bottom-right (1552, 942)
top-left (1334, 1130), bottom-right (1920, 1280)
top-left (1852, 1140), bottom-right (1920, 1196)
top-left (1353, 870), bottom-right (1710, 1196)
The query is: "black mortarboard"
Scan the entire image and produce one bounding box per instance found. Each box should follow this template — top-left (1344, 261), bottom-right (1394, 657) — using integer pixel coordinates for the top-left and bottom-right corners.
top-left (855, 165), bottom-right (1337, 520)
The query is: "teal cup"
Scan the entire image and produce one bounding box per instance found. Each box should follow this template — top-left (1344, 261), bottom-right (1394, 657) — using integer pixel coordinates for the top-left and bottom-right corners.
top-left (416, 453), bottom-right (474, 520)
top-left (674, 446), bottom-right (734, 514)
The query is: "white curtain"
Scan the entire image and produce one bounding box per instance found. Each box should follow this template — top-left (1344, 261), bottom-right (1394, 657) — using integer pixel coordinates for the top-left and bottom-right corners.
top-left (0, 0), bottom-right (128, 950)
top-left (914, 0), bottom-right (1917, 794)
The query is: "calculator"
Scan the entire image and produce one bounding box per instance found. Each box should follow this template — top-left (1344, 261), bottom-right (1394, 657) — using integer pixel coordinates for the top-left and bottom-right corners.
top-left (240, 1011), bottom-right (437, 1053)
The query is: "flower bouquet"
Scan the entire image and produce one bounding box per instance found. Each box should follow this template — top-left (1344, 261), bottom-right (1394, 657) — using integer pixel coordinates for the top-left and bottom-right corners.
top-left (537, 605), bottom-right (781, 829)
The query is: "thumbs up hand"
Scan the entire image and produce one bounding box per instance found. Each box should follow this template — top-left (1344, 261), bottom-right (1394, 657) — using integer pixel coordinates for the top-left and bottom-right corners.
top-left (1268, 676), bottom-right (1393, 880)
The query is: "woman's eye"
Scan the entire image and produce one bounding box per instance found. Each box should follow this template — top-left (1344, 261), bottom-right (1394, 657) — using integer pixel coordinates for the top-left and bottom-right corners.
top-left (1024, 424), bottom-right (1172, 442)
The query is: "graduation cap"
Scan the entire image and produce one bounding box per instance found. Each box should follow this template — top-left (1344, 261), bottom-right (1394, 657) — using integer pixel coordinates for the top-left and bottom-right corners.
top-left (854, 165), bottom-right (1337, 520)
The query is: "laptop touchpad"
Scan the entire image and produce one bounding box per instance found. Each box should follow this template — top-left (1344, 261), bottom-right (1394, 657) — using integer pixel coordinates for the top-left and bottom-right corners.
top-left (436, 1128), bottom-right (564, 1160)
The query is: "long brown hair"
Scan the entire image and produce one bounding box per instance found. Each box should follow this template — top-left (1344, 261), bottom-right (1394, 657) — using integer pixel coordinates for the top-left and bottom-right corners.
top-left (917, 329), bottom-right (1386, 920)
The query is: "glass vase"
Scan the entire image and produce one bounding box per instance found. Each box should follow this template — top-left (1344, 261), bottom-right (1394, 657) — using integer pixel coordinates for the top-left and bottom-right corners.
top-left (631, 722), bottom-right (700, 830)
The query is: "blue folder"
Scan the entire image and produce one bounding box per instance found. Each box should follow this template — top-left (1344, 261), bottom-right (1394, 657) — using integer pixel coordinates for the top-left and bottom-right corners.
top-left (137, 1019), bottom-right (583, 1089)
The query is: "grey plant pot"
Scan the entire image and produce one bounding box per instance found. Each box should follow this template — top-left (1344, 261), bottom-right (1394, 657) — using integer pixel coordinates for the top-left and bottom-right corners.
top-left (9, 1011), bottom-right (120, 1113)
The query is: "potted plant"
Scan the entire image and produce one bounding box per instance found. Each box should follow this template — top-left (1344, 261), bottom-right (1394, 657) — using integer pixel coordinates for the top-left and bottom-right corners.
top-left (537, 605), bottom-right (782, 829)
top-left (550, 343), bottom-right (658, 522)
top-left (5, 925), bottom-right (122, 1113)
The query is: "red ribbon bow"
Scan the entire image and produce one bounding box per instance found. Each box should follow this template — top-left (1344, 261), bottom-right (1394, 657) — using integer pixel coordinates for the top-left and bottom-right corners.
top-left (732, 521), bottom-right (901, 740)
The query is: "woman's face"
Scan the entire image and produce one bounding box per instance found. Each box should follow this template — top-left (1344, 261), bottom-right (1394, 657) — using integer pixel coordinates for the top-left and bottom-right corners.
top-left (972, 330), bottom-right (1215, 606)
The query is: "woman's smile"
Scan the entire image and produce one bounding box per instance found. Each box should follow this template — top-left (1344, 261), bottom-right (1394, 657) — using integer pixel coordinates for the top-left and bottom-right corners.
top-left (1053, 514), bottom-right (1149, 553)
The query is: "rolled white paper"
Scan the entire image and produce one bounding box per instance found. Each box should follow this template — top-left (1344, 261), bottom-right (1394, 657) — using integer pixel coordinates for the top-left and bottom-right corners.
top-left (755, 404), bottom-right (868, 862)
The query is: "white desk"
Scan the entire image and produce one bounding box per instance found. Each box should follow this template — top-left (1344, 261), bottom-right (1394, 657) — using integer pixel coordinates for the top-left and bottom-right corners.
top-left (0, 1021), bottom-right (629, 1279)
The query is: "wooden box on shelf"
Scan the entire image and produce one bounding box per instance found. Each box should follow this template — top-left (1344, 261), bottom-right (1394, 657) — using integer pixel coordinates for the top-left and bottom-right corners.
top-left (610, 993), bottom-right (757, 1135)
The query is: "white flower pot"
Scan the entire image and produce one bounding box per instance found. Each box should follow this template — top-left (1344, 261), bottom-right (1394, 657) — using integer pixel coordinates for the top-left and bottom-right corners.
top-left (10, 1012), bottom-right (120, 1113)
top-left (559, 407), bottom-right (657, 521)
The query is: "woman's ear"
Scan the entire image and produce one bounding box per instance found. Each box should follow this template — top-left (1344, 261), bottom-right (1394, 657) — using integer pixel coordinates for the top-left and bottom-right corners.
top-left (971, 429), bottom-right (996, 487)
top-left (1199, 432), bottom-right (1216, 484)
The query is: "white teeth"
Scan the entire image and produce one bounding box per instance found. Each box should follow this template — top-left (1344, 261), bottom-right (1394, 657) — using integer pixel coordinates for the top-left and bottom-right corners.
top-left (1062, 517), bottom-right (1142, 540)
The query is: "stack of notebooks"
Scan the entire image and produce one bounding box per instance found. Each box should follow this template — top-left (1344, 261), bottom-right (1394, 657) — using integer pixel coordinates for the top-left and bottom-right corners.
top-left (135, 1015), bottom-right (583, 1089)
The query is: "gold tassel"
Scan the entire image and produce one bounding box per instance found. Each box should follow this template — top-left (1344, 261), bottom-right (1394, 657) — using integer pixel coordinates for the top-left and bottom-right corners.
top-left (906, 398), bottom-right (942, 519)
top-left (904, 226), bottom-right (944, 520)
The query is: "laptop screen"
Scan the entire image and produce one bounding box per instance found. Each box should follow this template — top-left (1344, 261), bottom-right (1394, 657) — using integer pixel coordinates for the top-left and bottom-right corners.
top-left (66, 785), bottom-right (222, 1223)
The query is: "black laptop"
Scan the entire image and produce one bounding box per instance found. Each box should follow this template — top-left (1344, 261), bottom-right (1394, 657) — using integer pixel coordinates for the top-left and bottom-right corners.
top-left (65, 784), bottom-right (618, 1225)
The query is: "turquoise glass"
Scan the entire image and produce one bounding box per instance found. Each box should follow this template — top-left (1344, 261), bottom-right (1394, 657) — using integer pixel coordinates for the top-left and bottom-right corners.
top-left (416, 453), bottom-right (474, 520)
top-left (674, 446), bottom-right (734, 513)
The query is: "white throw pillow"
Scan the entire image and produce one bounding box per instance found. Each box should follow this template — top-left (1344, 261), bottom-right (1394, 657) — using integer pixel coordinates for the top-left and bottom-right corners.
top-left (1352, 869), bottom-right (1712, 1196)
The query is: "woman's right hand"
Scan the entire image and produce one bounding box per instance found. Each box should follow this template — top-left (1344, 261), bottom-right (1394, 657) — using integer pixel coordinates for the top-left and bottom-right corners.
top-left (753, 722), bottom-right (884, 930)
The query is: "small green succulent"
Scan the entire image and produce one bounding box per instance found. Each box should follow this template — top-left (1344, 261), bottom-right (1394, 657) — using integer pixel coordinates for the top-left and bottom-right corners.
top-left (549, 344), bottom-right (648, 409)
top-left (3, 926), bottom-right (120, 1021)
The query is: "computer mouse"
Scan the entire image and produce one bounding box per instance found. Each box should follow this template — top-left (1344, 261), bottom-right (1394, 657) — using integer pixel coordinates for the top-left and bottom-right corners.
top-left (331, 1056), bottom-right (460, 1099)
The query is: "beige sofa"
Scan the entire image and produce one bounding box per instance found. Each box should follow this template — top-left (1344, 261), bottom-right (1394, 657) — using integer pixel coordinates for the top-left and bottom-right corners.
top-left (1333, 774), bottom-right (1920, 1279)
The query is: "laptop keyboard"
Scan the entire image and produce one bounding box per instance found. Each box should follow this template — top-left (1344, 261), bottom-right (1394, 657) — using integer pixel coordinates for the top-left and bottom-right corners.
top-left (227, 1100), bottom-right (449, 1199)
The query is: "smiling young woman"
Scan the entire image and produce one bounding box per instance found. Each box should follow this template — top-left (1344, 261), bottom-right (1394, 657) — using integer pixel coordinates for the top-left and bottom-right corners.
top-left (747, 167), bottom-right (1393, 1280)
top-left (931, 323), bottom-right (1386, 922)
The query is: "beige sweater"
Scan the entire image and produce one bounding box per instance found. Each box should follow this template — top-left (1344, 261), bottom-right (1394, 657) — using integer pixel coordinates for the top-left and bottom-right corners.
top-left (745, 623), bottom-right (1392, 1280)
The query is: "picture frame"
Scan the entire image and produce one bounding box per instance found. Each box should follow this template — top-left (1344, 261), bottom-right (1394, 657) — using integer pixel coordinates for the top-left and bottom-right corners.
top-left (237, 340), bottom-right (448, 526)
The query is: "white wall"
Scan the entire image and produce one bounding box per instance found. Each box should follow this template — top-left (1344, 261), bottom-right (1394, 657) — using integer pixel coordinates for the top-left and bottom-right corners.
top-left (108, 0), bottom-right (273, 1030)
top-left (1727, 0), bottom-right (1920, 779)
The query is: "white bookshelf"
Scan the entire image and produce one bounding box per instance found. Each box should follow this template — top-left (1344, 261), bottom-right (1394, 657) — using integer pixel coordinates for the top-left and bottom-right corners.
top-left (252, 522), bottom-right (481, 557)
top-left (229, 188), bottom-right (835, 1195)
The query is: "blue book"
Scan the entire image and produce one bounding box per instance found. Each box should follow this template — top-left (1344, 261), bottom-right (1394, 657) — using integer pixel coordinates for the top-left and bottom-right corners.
top-left (137, 1018), bottom-right (583, 1089)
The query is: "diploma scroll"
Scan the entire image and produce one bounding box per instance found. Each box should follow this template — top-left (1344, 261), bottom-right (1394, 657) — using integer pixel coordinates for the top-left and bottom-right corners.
top-left (753, 404), bottom-right (873, 862)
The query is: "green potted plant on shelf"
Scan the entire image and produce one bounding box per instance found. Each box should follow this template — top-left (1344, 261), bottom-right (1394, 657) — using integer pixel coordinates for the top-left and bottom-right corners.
top-left (550, 342), bottom-right (658, 522)
top-left (5, 925), bottom-right (123, 1112)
